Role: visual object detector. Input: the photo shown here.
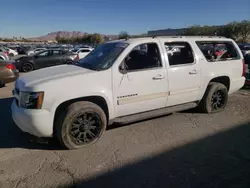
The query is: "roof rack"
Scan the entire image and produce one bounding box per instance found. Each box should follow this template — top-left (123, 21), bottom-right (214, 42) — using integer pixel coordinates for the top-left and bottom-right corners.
top-left (125, 35), bottom-right (227, 40)
top-left (150, 35), bottom-right (226, 38)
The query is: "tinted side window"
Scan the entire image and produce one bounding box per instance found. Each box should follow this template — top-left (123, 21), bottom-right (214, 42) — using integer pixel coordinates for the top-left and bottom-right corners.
top-left (165, 42), bottom-right (194, 66)
top-left (196, 41), bottom-right (240, 62)
top-left (80, 49), bottom-right (91, 53)
top-left (123, 43), bottom-right (162, 71)
top-left (52, 50), bottom-right (61, 55)
top-left (37, 51), bottom-right (49, 57)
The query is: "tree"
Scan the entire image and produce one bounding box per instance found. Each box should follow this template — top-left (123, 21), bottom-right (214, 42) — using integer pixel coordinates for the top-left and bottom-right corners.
top-left (55, 34), bottom-right (62, 43)
top-left (217, 22), bottom-right (240, 40)
top-left (238, 20), bottom-right (250, 42)
top-left (118, 31), bottom-right (130, 39)
top-left (183, 21), bottom-right (250, 42)
top-left (81, 34), bottom-right (92, 44)
top-left (184, 25), bottom-right (218, 36)
top-left (90, 33), bottom-right (104, 45)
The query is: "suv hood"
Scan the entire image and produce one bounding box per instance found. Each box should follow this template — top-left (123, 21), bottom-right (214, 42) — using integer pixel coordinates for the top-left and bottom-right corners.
top-left (15, 65), bottom-right (94, 90)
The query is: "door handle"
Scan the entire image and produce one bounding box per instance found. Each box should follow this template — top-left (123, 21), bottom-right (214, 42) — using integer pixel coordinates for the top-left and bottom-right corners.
top-left (152, 74), bottom-right (165, 80)
top-left (189, 70), bottom-right (198, 75)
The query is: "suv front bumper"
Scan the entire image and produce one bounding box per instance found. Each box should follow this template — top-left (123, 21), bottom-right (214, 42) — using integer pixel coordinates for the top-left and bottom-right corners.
top-left (11, 100), bottom-right (54, 137)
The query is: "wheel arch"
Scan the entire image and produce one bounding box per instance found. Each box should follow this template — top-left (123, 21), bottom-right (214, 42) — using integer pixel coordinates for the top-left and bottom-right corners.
top-left (199, 76), bottom-right (230, 102)
top-left (209, 76), bottom-right (230, 91)
top-left (53, 95), bottom-right (110, 134)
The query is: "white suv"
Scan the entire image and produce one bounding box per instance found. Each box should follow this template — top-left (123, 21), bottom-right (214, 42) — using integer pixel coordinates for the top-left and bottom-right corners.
top-left (11, 36), bottom-right (245, 149)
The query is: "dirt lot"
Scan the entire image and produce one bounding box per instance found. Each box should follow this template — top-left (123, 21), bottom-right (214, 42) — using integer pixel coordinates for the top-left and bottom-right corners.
top-left (0, 82), bottom-right (250, 188)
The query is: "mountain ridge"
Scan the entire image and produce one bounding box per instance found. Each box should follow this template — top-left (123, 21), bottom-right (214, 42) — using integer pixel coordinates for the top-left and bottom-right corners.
top-left (28, 31), bottom-right (117, 41)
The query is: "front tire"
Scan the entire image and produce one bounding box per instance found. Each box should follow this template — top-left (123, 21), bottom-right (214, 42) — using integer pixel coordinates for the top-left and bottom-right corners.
top-left (55, 101), bottom-right (107, 150)
top-left (198, 82), bottom-right (228, 113)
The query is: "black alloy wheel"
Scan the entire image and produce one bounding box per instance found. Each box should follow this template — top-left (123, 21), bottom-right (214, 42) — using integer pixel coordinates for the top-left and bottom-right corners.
top-left (70, 112), bottom-right (102, 145)
top-left (197, 82), bottom-right (228, 113)
top-left (211, 90), bottom-right (226, 111)
top-left (22, 63), bottom-right (34, 72)
top-left (55, 101), bottom-right (107, 149)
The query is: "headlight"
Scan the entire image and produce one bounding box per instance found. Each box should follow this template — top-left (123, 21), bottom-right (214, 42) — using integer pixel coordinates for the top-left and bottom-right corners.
top-left (20, 92), bottom-right (44, 109)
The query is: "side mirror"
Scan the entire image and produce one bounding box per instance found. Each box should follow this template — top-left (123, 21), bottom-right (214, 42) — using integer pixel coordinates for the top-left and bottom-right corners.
top-left (119, 62), bottom-right (128, 74)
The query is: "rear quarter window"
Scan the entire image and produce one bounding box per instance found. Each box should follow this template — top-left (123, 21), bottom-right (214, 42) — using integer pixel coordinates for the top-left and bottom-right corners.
top-left (196, 41), bottom-right (240, 62)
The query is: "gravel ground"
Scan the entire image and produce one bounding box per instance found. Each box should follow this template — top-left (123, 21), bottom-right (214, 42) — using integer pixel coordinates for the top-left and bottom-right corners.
top-left (0, 82), bottom-right (250, 188)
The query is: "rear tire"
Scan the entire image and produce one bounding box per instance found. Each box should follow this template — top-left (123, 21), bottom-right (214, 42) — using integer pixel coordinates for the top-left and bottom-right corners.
top-left (55, 101), bottom-right (107, 150)
top-left (65, 60), bottom-right (74, 64)
top-left (198, 82), bottom-right (228, 113)
top-left (21, 62), bottom-right (34, 72)
top-left (0, 80), bottom-right (5, 88)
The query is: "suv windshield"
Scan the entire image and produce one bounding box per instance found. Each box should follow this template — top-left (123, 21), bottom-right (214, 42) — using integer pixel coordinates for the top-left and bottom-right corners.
top-left (77, 42), bottom-right (128, 70)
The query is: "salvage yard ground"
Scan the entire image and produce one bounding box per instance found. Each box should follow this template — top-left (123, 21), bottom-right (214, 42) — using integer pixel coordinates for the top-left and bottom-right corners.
top-left (0, 82), bottom-right (250, 187)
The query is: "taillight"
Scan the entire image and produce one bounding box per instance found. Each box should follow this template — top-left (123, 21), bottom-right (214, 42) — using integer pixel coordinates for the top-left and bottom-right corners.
top-left (4, 51), bottom-right (9, 55)
top-left (6, 64), bottom-right (16, 70)
top-left (242, 59), bottom-right (246, 77)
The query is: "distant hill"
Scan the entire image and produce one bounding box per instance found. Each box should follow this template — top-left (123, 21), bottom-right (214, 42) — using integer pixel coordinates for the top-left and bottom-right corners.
top-left (28, 31), bottom-right (117, 41)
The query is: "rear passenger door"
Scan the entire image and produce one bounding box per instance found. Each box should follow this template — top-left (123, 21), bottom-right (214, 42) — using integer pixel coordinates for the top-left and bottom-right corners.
top-left (50, 50), bottom-right (63, 66)
top-left (163, 41), bottom-right (202, 106)
top-left (34, 50), bottom-right (52, 69)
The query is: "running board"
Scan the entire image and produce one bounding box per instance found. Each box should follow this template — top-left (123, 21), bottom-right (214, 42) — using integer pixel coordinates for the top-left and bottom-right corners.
top-left (113, 102), bottom-right (197, 124)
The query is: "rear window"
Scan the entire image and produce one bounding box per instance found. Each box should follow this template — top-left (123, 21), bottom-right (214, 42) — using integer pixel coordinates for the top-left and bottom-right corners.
top-left (196, 41), bottom-right (240, 62)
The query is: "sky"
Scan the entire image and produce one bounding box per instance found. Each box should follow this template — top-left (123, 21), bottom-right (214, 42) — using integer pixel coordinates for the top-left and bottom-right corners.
top-left (1, 0), bottom-right (250, 37)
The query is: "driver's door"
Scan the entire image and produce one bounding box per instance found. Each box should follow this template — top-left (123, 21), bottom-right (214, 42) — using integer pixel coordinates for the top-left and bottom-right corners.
top-left (112, 42), bottom-right (168, 117)
top-left (34, 50), bottom-right (53, 69)
top-left (50, 50), bottom-right (63, 66)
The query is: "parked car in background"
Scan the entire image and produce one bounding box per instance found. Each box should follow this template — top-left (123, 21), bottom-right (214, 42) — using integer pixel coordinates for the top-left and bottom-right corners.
top-left (245, 53), bottom-right (250, 66)
top-left (4, 47), bottom-right (18, 57)
top-left (14, 49), bottom-right (79, 72)
top-left (17, 46), bottom-right (32, 55)
top-left (239, 44), bottom-right (250, 56)
top-left (27, 48), bottom-right (47, 56)
top-left (0, 50), bottom-right (10, 60)
top-left (71, 47), bottom-right (93, 59)
top-left (0, 60), bottom-right (19, 87)
top-left (244, 54), bottom-right (250, 87)
top-left (11, 36), bottom-right (245, 149)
